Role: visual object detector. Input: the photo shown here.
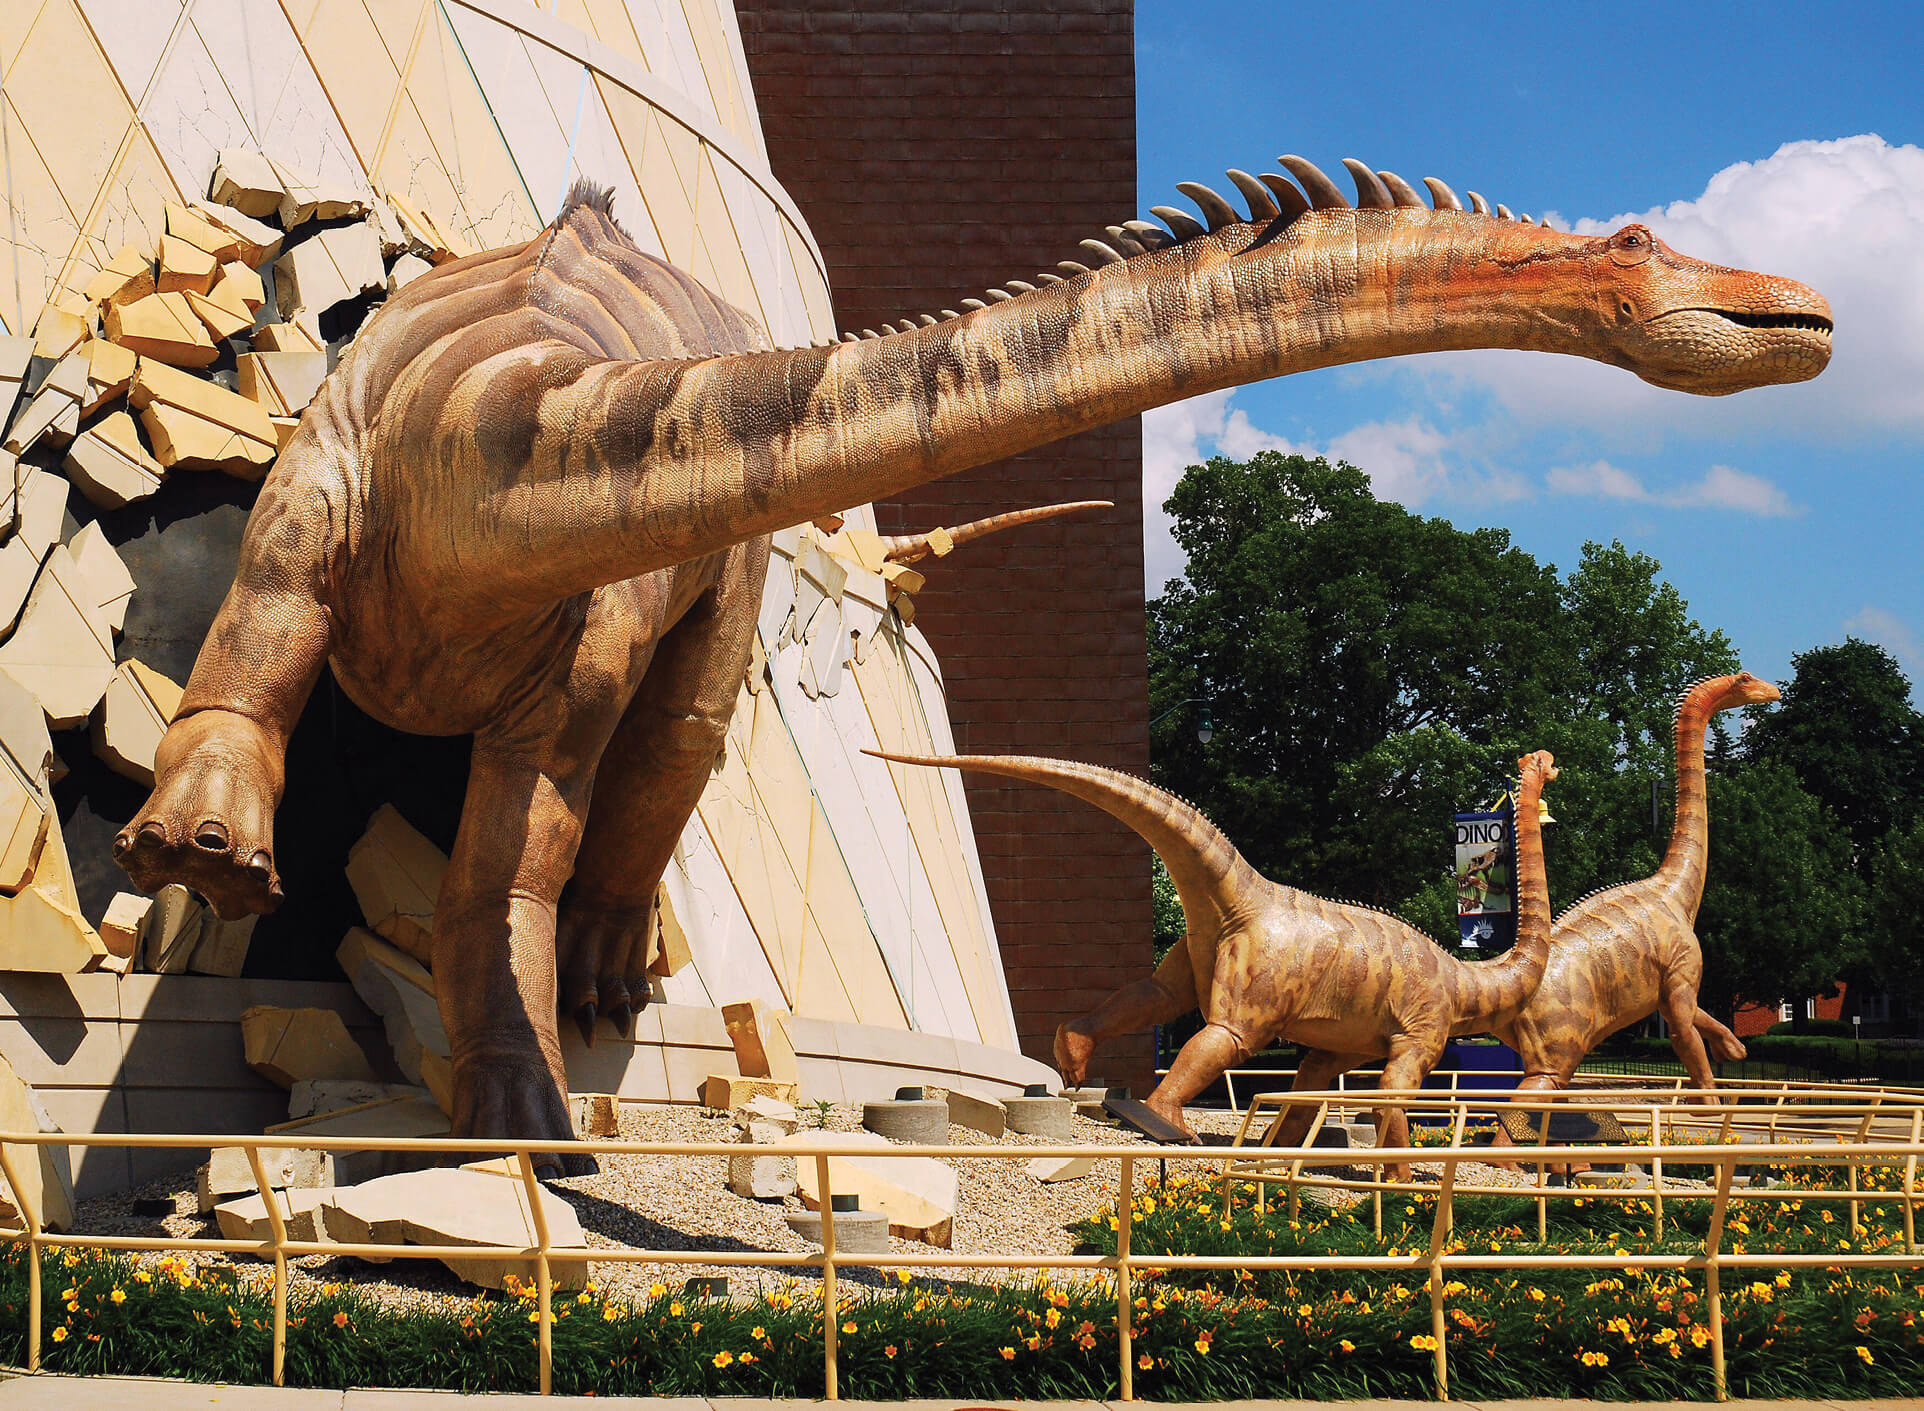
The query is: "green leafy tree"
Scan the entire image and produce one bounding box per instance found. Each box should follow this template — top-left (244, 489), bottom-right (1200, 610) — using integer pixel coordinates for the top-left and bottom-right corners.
top-left (1743, 639), bottom-right (1923, 866)
top-left (1151, 855), bottom-right (1185, 962)
top-left (1865, 817), bottom-right (1924, 1006)
top-left (1693, 761), bottom-right (1865, 1020)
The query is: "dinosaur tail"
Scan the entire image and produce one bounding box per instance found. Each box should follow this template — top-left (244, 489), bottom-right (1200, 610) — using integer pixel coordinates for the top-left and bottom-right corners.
top-left (881, 500), bottom-right (1114, 565)
top-left (863, 749), bottom-right (1252, 932)
top-left (1454, 751), bottom-right (1557, 1023)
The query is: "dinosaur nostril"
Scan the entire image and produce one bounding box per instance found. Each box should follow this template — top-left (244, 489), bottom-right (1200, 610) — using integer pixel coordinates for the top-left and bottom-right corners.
top-left (194, 820), bottom-right (229, 851)
top-left (137, 821), bottom-right (167, 848)
top-left (245, 850), bottom-right (273, 882)
top-left (112, 833), bottom-right (133, 858)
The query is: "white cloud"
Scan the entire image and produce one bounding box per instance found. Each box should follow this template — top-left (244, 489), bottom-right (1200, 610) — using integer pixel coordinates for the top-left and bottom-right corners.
top-left (1419, 135), bottom-right (1924, 440)
top-left (1547, 460), bottom-right (1802, 516)
top-left (1140, 394), bottom-right (1527, 591)
top-left (1844, 606), bottom-right (1924, 684)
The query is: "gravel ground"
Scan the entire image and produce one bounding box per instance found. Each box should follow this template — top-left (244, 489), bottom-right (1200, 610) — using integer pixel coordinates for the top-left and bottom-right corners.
top-left (63, 1099), bottom-right (1676, 1317)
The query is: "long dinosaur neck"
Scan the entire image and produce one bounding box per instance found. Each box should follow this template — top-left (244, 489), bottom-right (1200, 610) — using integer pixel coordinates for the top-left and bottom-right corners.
top-left (1658, 683), bottom-right (1723, 919)
top-left (1452, 769), bottom-right (1552, 1023)
top-left (463, 209), bottom-right (1604, 606)
top-left (864, 750), bottom-right (1254, 934)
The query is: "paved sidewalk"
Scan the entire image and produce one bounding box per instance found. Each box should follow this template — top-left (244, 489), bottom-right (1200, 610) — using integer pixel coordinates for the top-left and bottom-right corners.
top-left (2, 1381), bottom-right (1923, 1411)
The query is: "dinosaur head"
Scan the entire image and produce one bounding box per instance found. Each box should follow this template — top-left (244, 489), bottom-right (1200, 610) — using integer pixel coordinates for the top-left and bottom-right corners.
top-left (1583, 224), bottom-right (1832, 395)
top-left (1710, 670), bottom-right (1782, 711)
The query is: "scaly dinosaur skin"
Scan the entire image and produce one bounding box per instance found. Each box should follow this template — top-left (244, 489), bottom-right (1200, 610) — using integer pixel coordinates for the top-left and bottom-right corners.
top-left (866, 748), bottom-right (1557, 1170)
top-left (1489, 673), bottom-right (1779, 1103)
top-left (116, 158), bottom-right (1827, 1162)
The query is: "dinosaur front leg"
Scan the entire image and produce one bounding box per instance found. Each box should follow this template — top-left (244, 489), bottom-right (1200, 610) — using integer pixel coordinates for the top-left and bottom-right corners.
top-left (116, 470), bottom-right (333, 917)
top-left (1660, 979), bottom-right (1725, 1105)
top-left (1693, 1010), bottom-right (1747, 1063)
top-left (1373, 1035), bottom-right (1448, 1184)
top-left (557, 543), bottom-right (765, 1042)
top-left (437, 744), bottom-right (597, 1177)
top-left (1055, 940), bottom-right (1198, 1087)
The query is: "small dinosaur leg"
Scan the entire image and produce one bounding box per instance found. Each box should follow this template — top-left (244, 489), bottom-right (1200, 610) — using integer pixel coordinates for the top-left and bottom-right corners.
top-left (1055, 939), bottom-right (1197, 1087)
top-left (1694, 1010), bottom-right (1747, 1063)
top-left (1374, 1036), bottom-right (1446, 1183)
top-left (556, 542), bottom-right (766, 1043)
top-left (437, 743), bottom-right (599, 1178)
top-left (1267, 1049), bottom-right (1368, 1148)
top-left (1660, 979), bottom-right (1724, 1105)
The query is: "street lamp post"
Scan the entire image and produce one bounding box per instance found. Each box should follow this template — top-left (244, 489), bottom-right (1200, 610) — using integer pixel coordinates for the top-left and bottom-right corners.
top-left (1150, 697), bottom-right (1214, 744)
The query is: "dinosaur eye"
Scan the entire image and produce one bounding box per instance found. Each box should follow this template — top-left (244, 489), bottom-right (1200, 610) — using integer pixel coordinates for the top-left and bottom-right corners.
top-left (1609, 224), bottom-right (1654, 266)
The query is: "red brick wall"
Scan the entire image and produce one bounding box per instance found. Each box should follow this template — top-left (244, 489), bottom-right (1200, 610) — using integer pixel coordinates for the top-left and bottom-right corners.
top-left (736, 0), bottom-right (1154, 1086)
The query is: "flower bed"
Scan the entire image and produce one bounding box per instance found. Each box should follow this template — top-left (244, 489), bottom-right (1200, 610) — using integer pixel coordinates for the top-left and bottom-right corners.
top-left (0, 1159), bottom-right (1918, 1398)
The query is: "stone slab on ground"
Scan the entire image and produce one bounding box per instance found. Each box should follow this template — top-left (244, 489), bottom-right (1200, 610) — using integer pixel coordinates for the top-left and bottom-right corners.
top-left (264, 1095), bottom-right (451, 1187)
top-left (0, 1050), bottom-right (75, 1232)
top-left (701, 1075), bottom-right (797, 1110)
top-left (944, 1088), bottom-right (1007, 1138)
top-left (214, 1185), bottom-right (334, 1244)
top-left (780, 1129), bottom-right (957, 1247)
top-left (317, 1167), bottom-right (592, 1290)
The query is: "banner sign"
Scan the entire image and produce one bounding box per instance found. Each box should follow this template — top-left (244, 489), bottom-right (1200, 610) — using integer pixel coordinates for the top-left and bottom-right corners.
top-left (1454, 806), bottom-right (1516, 950)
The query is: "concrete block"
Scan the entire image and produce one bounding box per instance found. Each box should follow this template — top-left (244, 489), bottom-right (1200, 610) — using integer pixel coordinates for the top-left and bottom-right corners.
top-left (13, 467), bottom-right (68, 566)
top-left (729, 1140), bottom-right (798, 1199)
top-left (165, 202), bottom-right (243, 264)
top-left (572, 1092), bottom-right (619, 1138)
top-left (266, 1095), bottom-right (451, 1187)
top-left (1004, 1094), bottom-right (1074, 1138)
top-left (722, 998), bottom-right (800, 1083)
top-left (336, 927), bottom-right (451, 1113)
top-left (319, 1168), bottom-right (591, 1290)
top-left (236, 350), bottom-right (328, 417)
top-left (189, 200), bottom-right (282, 266)
top-left (210, 148), bottom-right (286, 219)
top-left (96, 893), bottom-right (150, 961)
top-left (31, 301), bottom-right (88, 362)
top-left (649, 885), bottom-right (692, 976)
top-left (105, 292), bottom-right (217, 367)
top-left (187, 911), bottom-right (257, 977)
top-left (155, 233), bottom-right (219, 296)
top-left (82, 245), bottom-right (155, 310)
top-left (786, 1206), bottom-right (888, 1251)
top-left (91, 658), bottom-right (181, 785)
top-left (198, 1143), bottom-right (331, 1213)
top-left (739, 1094), bottom-right (798, 1130)
top-left (183, 287), bottom-right (251, 343)
top-left (288, 1079), bottom-right (428, 1122)
top-left (64, 411), bottom-right (163, 509)
top-left (82, 338), bottom-right (137, 416)
top-left (251, 321), bottom-right (325, 353)
top-left (343, 805), bottom-right (445, 968)
top-left (268, 157), bottom-right (368, 229)
top-left (215, 1186), bottom-right (333, 1244)
top-left (66, 523), bottom-right (136, 633)
top-left (130, 358), bottom-right (276, 475)
top-left (862, 1097), bottom-right (947, 1144)
top-left (0, 763), bottom-right (49, 895)
top-left (946, 1089), bottom-right (1007, 1138)
top-left (273, 223), bottom-right (382, 338)
top-left (701, 1074), bottom-right (797, 1110)
top-left (782, 1129), bottom-right (957, 1247)
top-left (5, 346), bottom-right (87, 453)
top-left (387, 253), bottom-right (433, 291)
top-left (0, 1049), bottom-right (75, 1231)
top-left (242, 1006), bottom-right (379, 1089)
top-left (0, 547), bottom-right (118, 729)
top-left (139, 884), bottom-right (202, 974)
top-left (216, 261), bottom-right (267, 313)
top-left (1026, 1155), bottom-right (1097, 1183)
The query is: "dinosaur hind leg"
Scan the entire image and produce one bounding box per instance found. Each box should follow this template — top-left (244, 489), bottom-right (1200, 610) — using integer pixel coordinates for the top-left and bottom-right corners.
top-left (1373, 1035), bottom-right (1447, 1183)
top-left (1694, 1010), bottom-right (1747, 1063)
top-left (1143, 1021), bottom-right (1250, 1141)
top-left (556, 541), bottom-right (766, 1043)
top-left (1265, 1049), bottom-right (1369, 1149)
top-left (1661, 978), bottom-right (1725, 1105)
top-left (1055, 940), bottom-right (1198, 1087)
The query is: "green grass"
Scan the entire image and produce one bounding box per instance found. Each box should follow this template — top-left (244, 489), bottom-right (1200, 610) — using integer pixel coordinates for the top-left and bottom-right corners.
top-left (2, 1158), bottom-right (1919, 1399)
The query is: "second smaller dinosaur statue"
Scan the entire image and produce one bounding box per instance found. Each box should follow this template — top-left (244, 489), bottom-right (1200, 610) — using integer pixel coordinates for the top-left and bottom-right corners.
top-left (865, 748), bottom-right (1557, 1170)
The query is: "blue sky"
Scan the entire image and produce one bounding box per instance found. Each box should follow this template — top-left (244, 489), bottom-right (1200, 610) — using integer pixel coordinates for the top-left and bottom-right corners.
top-left (1134, 1), bottom-right (1924, 695)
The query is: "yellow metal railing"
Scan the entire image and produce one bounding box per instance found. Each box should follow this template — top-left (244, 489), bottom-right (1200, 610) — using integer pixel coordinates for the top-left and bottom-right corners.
top-left (0, 1084), bottom-right (1917, 1400)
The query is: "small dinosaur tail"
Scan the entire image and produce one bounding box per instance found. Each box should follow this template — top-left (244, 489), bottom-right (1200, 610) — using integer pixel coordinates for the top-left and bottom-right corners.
top-left (863, 749), bottom-right (1251, 930)
top-left (881, 500), bottom-right (1114, 565)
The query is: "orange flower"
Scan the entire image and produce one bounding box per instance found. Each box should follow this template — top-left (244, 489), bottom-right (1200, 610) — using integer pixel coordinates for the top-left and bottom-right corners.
top-left (332, 1312), bottom-right (349, 1330)
top-left (1138, 1353), bottom-right (1154, 1370)
top-left (712, 1351), bottom-right (734, 1369)
top-left (999, 1346), bottom-right (1015, 1360)
top-left (884, 1345), bottom-right (898, 1359)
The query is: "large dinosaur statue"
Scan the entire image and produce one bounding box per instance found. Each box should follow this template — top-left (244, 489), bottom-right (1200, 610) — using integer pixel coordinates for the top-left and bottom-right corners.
top-left (866, 748), bottom-right (1557, 1164)
top-left (115, 158), bottom-right (1829, 1164)
top-left (1487, 672), bottom-right (1779, 1103)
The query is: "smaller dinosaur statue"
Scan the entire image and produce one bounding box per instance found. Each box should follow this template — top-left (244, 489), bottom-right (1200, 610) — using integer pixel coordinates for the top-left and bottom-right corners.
top-left (879, 500), bottom-right (1113, 565)
top-left (1488, 673), bottom-right (1778, 1106)
top-left (864, 748), bottom-right (1557, 1170)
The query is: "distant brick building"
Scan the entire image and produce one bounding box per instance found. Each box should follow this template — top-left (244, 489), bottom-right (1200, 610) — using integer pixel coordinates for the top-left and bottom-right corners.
top-left (737, 0), bottom-right (1154, 1084)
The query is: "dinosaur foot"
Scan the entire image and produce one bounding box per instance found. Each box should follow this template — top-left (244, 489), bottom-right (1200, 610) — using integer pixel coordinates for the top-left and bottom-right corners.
top-left (555, 898), bottom-right (653, 1047)
top-left (114, 709), bottom-right (284, 919)
top-left (452, 1053), bottom-right (599, 1180)
top-left (1053, 1022), bottom-right (1096, 1088)
top-left (1144, 1094), bottom-right (1201, 1144)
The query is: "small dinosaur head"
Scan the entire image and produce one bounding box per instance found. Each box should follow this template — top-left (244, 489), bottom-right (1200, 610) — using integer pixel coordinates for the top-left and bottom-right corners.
top-left (1517, 750), bottom-right (1560, 795)
top-left (1586, 224), bottom-right (1832, 395)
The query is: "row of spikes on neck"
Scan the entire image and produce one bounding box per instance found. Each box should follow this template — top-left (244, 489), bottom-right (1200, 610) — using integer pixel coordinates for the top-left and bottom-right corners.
top-left (801, 155), bottom-right (1554, 349)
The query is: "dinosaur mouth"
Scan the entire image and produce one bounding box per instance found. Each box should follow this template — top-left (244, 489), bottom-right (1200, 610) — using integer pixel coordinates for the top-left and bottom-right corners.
top-left (1702, 309), bottom-right (1833, 335)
